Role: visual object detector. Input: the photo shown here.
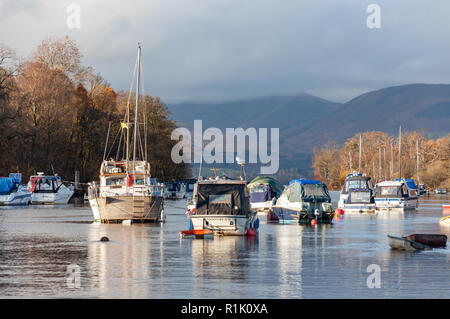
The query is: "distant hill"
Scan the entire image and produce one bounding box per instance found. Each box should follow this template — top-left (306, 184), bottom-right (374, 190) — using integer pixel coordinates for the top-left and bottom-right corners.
top-left (168, 84), bottom-right (450, 177)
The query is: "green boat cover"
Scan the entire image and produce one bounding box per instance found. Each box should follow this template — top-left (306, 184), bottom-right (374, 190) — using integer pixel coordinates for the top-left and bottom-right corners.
top-left (247, 176), bottom-right (285, 197)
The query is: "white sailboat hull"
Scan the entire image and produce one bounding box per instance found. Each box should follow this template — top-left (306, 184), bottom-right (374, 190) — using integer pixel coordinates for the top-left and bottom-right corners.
top-left (190, 213), bottom-right (258, 236)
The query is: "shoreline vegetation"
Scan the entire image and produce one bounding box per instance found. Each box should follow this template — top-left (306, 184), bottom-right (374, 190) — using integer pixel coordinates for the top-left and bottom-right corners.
top-left (0, 36), bottom-right (190, 183)
top-left (312, 131), bottom-right (449, 190)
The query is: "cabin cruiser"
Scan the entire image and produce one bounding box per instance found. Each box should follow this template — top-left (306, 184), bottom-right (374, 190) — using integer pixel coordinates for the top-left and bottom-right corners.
top-left (435, 188), bottom-right (447, 195)
top-left (272, 179), bottom-right (334, 224)
top-left (0, 173), bottom-right (31, 205)
top-left (338, 173), bottom-right (373, 209)
top-left (375, 179), bottom-right (418, 210)
top-left (186, 176), bottom-right (259, 236)
top-left (247, 176), bottom-right (284, 221)
top-left (27, 173), bottom-right (74, 205)
top-left (164, 181), bottom-right (186, 199)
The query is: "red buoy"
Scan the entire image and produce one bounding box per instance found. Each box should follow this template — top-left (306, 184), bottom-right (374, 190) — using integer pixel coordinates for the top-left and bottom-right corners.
top-left (311, 219), bottom-right (317, 226)
top-left (335, 209), bottom-right (344, 216)
top-left (246, 228), bottom-right (257, 236)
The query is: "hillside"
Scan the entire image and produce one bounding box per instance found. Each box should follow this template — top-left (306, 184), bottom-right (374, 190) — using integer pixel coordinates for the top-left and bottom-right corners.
top-left (168, 84), bottom-right (450, 177)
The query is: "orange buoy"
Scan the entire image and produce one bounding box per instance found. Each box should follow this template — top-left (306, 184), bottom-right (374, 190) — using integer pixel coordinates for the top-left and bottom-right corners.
top-left (335, 209), bottom-right (344, 216)
top-left (311, 219), bottom-right (317, 226)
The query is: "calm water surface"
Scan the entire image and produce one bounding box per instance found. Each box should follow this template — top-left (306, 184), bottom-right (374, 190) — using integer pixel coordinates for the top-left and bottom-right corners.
top-left (0, 191), bottom-right (449, 298)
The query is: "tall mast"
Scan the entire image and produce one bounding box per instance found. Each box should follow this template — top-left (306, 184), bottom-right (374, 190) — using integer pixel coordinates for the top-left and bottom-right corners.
top-left (359, 133), bottom-right (362, 173)
top-left (416, 140), bottom-right (420, 184)
top-left (133, 43), bottom-right (141, 180)
top-left (398, 126), bottom-right (402, 178)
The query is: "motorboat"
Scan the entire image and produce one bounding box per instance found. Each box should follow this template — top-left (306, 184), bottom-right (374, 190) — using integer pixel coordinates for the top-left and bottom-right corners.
top-left (186, 176), bottom-right (259, 236)
top-left (272, 179), bottom-right (334, 224)
top-left (374, 179), bottom-right (418, 210)
top-left (247, 176), bottom-right (284, 220)
top-left (435, 188), bottom-right (447, 195)
top-left (27, 173), bottom-right (74, 204)
top-left (388, 234), bottom-right (447, 251)
top-left (338, 172), bottom-right (374, 209)
top-left (164, 181), bottom-right (186, 199)
top-left (0, 173), bottom-right (31, 205)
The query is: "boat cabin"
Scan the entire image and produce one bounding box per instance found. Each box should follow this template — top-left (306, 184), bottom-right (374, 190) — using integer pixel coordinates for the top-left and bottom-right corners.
top-left (28, 174), bottom-right (64, 193)
top-left (192, 179), bottom-right (250, 216)
top-left (341, 175), bottom-right (373, 195)
top-left (375, 181), bottom-right (411, 199)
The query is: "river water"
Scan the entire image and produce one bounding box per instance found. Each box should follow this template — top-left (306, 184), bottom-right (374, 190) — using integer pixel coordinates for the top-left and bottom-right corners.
top-left (0, 191), bottom-right (449, 299)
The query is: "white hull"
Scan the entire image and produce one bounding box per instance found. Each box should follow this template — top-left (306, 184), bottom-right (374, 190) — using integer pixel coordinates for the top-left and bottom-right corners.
top-left (31, 188), bottom-right (74, 205)
top-left (338, 194), bottom-right (348, 209)
top-left (190, 213), bottom-right (258, 236)
top-left (375, 197), bottom-right (418, 210)
top-left (0, 190), bottom-right (31, 206)
top-left (343, 203), bottom-right (376, 214)
top-left (250, 200), bottom-right (273, 212)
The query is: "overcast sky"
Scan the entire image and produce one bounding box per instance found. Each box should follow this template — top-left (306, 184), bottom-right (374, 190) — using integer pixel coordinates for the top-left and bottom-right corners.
top-left (1, 0), bottom-right (450, 103)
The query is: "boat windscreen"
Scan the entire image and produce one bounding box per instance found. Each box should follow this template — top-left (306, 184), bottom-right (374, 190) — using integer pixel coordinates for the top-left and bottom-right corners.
top-left (302, 184), bottom-right (330, 200)
top-left (348, 190), bottom-right (372, 203)
top-left (376, 185), bottom-right (400, 197)
top-left (194, 183), bottom-right (249, 215)
top-left (344, 179), bottom-right (370, 193)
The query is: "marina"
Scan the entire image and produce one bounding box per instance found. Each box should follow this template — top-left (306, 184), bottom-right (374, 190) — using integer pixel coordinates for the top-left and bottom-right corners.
top-left (0, 192), bottom-right (449, 298)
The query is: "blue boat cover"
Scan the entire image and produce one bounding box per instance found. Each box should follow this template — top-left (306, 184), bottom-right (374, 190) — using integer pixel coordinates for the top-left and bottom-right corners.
top-left (289, 179), bottom-right (322, 185)
top-left (395, 178), bottom-right (417, 189)
top-left (9, 173), bottom-right (22, 184)
top-left (0, 177), bottom-right (17, 195)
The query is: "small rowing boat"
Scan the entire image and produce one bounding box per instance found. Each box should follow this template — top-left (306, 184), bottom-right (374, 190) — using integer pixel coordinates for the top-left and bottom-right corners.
top-left (388, 234), bottom-right (447, 251)
top-left (388, 235), bottom-right (431, 251)
top-left (180, 229), bottom-right (214, 239)
top-left (404, 234), bottom-right (447, 247)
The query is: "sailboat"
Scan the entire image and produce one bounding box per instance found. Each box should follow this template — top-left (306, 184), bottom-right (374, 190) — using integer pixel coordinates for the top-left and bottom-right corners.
top-left (88, 43), bottom-right (164, 223)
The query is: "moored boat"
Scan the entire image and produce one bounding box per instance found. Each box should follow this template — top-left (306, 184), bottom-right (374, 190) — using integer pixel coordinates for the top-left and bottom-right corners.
top-left (338, 173), bottom-right (374, 209)
top-left (27, 173), bottom-right (74, 205)
top-left (439, 215), bottom-right (450, 225)
top-left (164, 181), bottom-right (186, 199)
top-left (375, 179), bottom-right (418, 210)
top-left (186, 175), bottom-right (259, 236)
top-left (435, 188), bottom-right (447, 195)
top-left (388, 235), bottom-right (431, 251)
top-left (88, 43), bottom-right (163, 224)
top-left (180, 229), bottom-right (214, 239)
top-left (0, 173), bottom-right (31, 206)
top-left (443, 205), bottom-right (450, 214)
top-left (247, 175), bottom-right (284, 220)
top-left (272, 179), bottom-right (334, 224)
top-left (388, 234), bottom-right (447, 251)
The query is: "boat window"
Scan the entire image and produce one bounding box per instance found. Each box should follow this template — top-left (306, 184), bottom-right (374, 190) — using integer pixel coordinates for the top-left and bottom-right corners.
top-left (106, 178), bottom-right (125, 186)
top-left (134, 178), bottom-right (145, 185)
top-left (209, 194), bottom-right (232, 204)
top-left (344, 179), bottom-right (370, 192)
top-left (377, 186), bottom-right (399, 196)
top-left (302, 184), bottom-right (328, 197)
top-left (250, 185), bottom-right (268, 193)
top-left (349, 191), bottom-right (371, 203)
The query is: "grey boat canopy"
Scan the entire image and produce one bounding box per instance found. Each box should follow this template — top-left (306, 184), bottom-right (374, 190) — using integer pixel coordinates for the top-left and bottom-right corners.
top-left (193, 179), bottom-right (250, 216)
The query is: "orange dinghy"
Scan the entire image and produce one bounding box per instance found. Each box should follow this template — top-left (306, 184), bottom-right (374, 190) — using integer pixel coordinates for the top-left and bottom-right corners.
top-left (180, 229), bottom-right (214, 239)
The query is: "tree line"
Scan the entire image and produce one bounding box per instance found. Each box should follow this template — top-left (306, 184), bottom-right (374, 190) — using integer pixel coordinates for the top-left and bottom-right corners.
top-left (0, 36), bottom-right (190, 184)
top-left (312, 131), bottom-right (450, 190)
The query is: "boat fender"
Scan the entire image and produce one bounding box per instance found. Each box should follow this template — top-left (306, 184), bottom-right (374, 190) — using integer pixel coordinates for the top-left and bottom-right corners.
top-left (311, 219), bottom-right (317, 226)
top-left (246, 228), bottom-right (257, 237)
top-left (254, 218), bottom-right (260, 230)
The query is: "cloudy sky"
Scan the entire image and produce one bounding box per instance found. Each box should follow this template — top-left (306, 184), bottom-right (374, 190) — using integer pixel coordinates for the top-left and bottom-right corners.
top-left (1, 0), bottom-right (450, 103)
